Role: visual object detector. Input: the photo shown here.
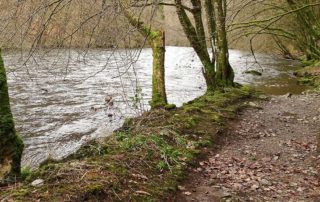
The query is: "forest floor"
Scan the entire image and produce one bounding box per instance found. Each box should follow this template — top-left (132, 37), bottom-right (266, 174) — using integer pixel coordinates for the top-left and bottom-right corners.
top-left (174, 92), bottom-right (320, 202)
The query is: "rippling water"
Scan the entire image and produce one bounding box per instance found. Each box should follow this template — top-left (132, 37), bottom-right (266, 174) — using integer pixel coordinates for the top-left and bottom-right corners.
top-left (3, 46), bottom-right (303, 167)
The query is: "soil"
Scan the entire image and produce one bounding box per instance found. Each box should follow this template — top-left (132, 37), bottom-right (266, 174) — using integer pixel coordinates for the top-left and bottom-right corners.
top-left (175, 93), bottom-right (320, 202)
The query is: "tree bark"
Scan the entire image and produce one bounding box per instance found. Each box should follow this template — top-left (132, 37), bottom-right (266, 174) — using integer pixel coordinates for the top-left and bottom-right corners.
top-left (150, 31), bottom-right (168, 108)
top-left (213, 0), bottom-right (234, 87)
top-left (0, 50), bottom-right (24, 182)
top-left (120, 0), bottom-right (168, 109)
top-left (205, 0), bottom-right (216, 64)
top-left (175, 0), bottom-right (216, 91)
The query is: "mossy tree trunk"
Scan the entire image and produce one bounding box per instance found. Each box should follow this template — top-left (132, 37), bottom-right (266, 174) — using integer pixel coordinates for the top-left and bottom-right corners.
top-left (0, 50), bottom-right (24, 182)
top-left (120, 1), bottom-right (168, 109)
top-left (205, 0), bottom-right (216, 64)
top-left (175, 0), bottom-right (234, 91)
top-left (213, 0), bottom-right (234, 87)
top-left (175, 0), bottom-right (216, 91)
top-left (150, 31), bottom-right (168, 108)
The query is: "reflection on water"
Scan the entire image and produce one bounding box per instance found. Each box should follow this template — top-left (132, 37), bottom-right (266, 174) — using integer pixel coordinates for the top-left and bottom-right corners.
top-left (252, 60), bottom-right (305, 95)
top-left (3, 47), bottom-right (304, 167)
top-left (255, 74), bottom-right (305, 95)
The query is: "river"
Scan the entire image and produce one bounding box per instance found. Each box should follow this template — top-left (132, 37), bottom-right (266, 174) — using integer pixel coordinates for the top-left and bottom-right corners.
top-left (3, 46), bottom-right (304, 168)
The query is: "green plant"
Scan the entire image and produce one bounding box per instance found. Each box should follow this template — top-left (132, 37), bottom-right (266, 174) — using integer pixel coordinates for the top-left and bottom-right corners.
top-left (20, 167), bottom-right (32, 181)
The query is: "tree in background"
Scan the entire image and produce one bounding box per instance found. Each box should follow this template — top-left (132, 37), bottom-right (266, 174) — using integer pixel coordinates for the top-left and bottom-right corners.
top-left (175, 0), bottom-right (234, 91)
top-left (0, 50), bottom-right (24, 182)
top-left (286, 0), bottom-right (320, 61)
top-left (230, 0), bottom-right (320, 62)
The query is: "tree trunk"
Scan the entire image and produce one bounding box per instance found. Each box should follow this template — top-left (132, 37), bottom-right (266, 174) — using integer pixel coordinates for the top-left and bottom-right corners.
top-left (205, 0), bottom-right (216, 64)
top-left (213, 0), bottom-right (234, 87)
top-left (0, 50), bottom-right (24, 182)
top-left (175, 0), bottom-right (216, 91)
top-left (120, 0), bottom-right (168, 109)
top-left (150, 31), bottom-right (168, 108)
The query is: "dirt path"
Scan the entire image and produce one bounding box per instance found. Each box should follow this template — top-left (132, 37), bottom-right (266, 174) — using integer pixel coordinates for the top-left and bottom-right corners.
top-left (175, 93), bottom-right (320, 202)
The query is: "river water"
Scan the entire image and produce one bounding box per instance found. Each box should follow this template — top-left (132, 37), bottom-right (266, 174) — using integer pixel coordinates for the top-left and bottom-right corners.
top-left (3, 46), bottom-right (304, 167)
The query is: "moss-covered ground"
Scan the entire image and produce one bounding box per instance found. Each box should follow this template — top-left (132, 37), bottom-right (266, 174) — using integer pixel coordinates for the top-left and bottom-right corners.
top-left (0, 86), bottom-right (260, 201)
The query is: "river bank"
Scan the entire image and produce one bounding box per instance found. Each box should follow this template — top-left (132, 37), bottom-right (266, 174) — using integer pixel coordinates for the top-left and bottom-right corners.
top-left (0, 86), bottom-right (260, 201)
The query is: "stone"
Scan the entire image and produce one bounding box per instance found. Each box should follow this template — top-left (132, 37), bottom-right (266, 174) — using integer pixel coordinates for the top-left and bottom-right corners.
top-left (260, 179), bottom-right (272, 186)
top-left (178, 186), bottom-right (186, 191)
top-left (221, 187), bottom-right (232, 197)
top-left (184, 191), bottom-right (192, 196)
top-left (258, 95), bottom-right (268, 100)
top-left (31, 179), bottom-right (44, 187)
top-left (273, 156), bottom-right (279, 161)
top-left (285, 93), bottom-right (293, 98)
top-left (221, 190), bottom-right (231, 198)
top-left (251, 184), bottom-right (260, 190)
top-left (248, 102), bottom-right (259, 108)
top-left (297, 187), bottom-right (304, 192)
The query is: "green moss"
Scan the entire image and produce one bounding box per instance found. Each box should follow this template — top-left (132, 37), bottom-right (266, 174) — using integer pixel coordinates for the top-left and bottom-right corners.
top-left (70, 141), bottom-right (109, 159)
top-left (210, 113), bottom-right (221, 122)
top-left (86, 184), bottom-right (104, 195)
top-left (298, 77), bottom-right (315, 85)
top-left (185, 117), bottom-right (199, 128)
top-left (164, 104), bottom-right (176, 110)
top-left (20, 167), bottom-right (32, 181)
top-left (197, 139), bottom-right (212, 147)
top-left (140, 25), bottom-right (161, 40)
top-left (149, 92), bottom-right (167, 109)
top-left (183, 106), bottom-right (201, 113)
top-left (11, 188), bottom-right (30, 197)
top-left (149, 30), bottom-right (160, 39)
top-left (300, 58), bottom-right (317, 66)
top-left (295, 61), bottom-right (320, 91)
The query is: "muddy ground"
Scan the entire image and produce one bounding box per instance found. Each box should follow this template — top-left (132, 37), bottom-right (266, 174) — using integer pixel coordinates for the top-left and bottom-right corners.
top-left (175, 93), bottom-right (320, 202)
